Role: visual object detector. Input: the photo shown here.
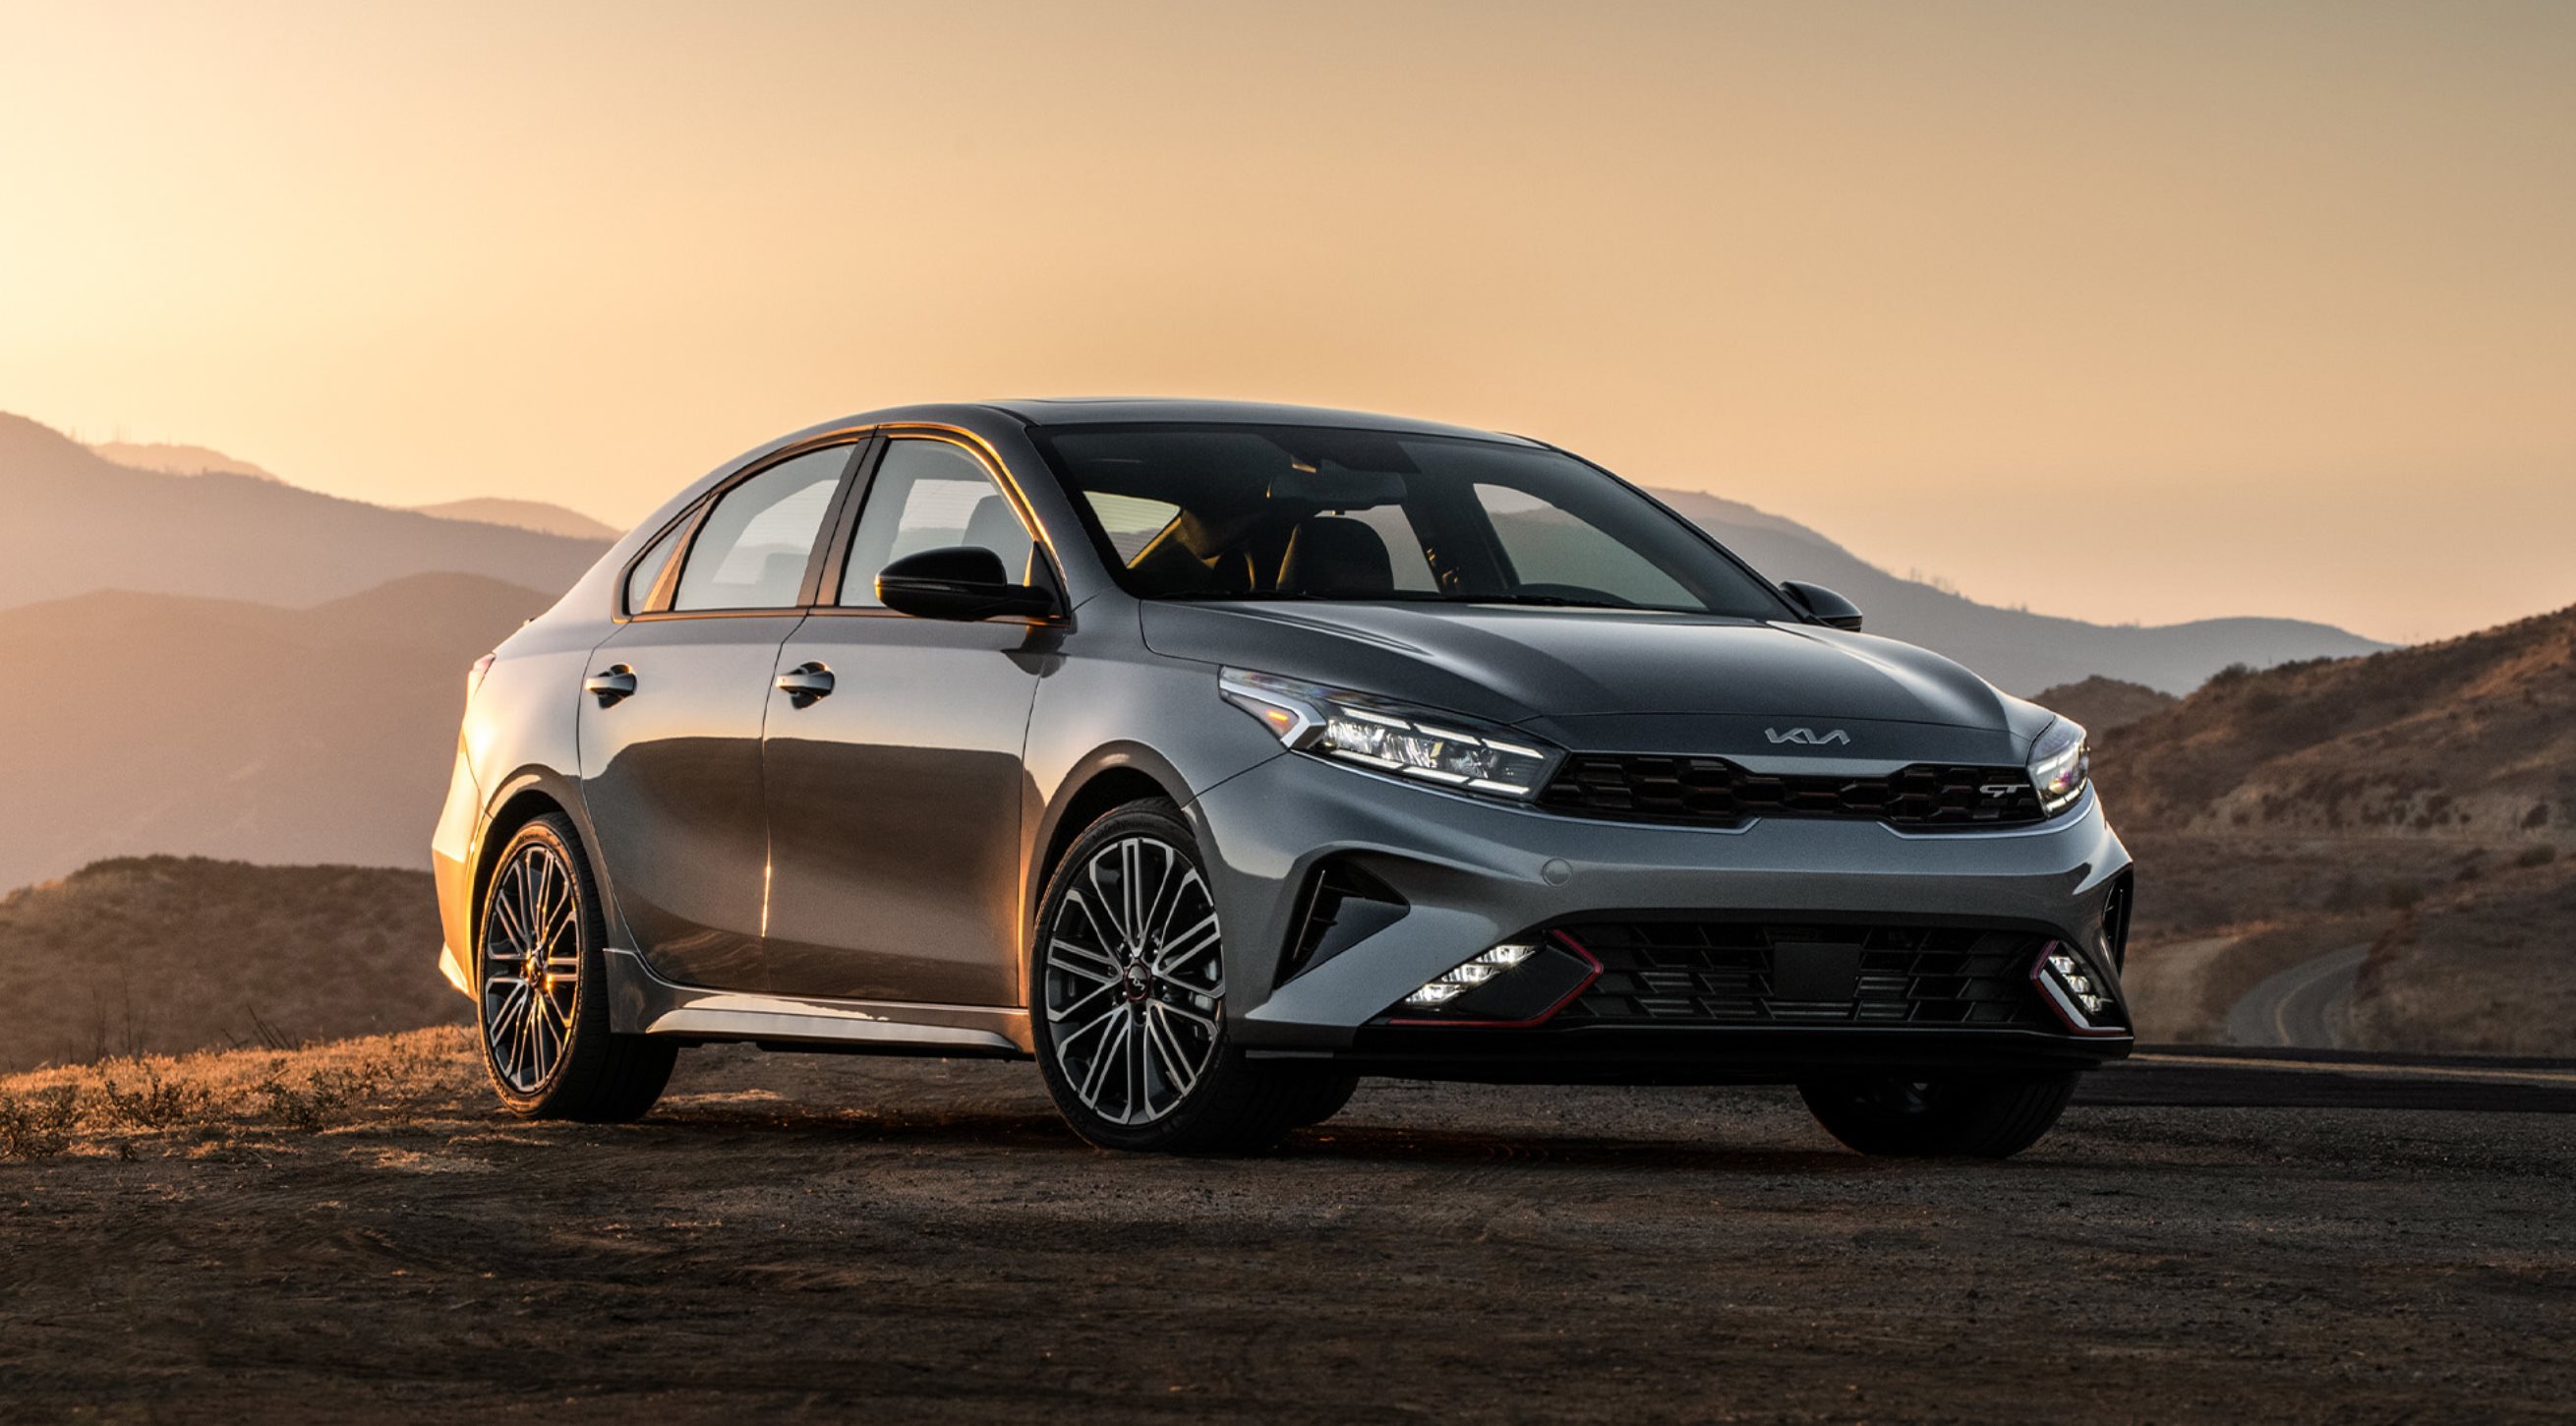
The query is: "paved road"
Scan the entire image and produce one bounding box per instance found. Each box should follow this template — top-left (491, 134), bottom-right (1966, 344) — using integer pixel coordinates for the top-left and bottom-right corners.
top-left (2226, 942), bottom-right (2369, 1047)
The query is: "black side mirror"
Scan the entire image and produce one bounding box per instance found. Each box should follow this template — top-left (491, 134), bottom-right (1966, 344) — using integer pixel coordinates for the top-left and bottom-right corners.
top-left (876, 546), bottom-right (1057, 622)
top-left (1780, 580), bottom-right (1863, 631)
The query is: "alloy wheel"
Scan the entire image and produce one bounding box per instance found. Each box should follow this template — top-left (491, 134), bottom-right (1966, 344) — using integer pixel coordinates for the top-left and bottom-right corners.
top-left (1043, 835), bottom-right (1224, 1125)
top-left (480, 840), bottom-right (581, 1095)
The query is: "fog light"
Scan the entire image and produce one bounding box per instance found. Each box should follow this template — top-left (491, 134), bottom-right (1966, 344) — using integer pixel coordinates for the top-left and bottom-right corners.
top-left (2032, 940), bottom-right (2124, 1037)
top-left (1402, 942), bottom-right (1539, 1007)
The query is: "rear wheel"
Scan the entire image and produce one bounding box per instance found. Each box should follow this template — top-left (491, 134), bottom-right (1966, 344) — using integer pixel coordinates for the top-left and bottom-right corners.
top-left (1797, 1072), bottom-right (2079, 1159)
top-left (476, 813), bottom-right (676, 1121)
top-left (1030, 799), bottom-right (1325, 1154)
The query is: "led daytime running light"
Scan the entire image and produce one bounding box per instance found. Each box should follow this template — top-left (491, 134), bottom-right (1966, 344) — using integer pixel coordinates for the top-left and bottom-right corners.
top-left (1402, 942), bottom-right (1540, 1007)
top-left (1220, 670), bottom-right (1558, 801)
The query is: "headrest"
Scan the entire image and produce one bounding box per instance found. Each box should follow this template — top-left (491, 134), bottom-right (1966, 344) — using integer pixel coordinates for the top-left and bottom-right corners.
top-left (1277, 516), bottom-right (1393, 595)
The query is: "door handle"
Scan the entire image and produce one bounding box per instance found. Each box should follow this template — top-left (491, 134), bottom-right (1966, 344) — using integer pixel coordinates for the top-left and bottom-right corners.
top-left (775, 661), bottom-right (835, 706)
top-left (584, 665), bottom-right (637, 705)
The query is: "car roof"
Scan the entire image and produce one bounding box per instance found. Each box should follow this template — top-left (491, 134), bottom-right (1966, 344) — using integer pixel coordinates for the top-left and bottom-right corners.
top-left (841, 397), bottom-right (1543, 446)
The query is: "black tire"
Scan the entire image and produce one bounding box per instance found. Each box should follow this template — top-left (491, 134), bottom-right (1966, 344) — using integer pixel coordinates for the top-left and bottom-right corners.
top-left (1797, 1072), bottom-right (2079, 1159)
top-left (1029, 799), bottom-right (1317, 1154)
top-left (1288, 1072), bottom-right (1362, 1129)
top-left (475, 813), bottom-right (677, 1122)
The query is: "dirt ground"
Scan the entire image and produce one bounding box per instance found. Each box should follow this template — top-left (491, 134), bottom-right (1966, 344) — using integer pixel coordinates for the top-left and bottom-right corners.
top-left (5, 1030), bottom-right (2572, 1424)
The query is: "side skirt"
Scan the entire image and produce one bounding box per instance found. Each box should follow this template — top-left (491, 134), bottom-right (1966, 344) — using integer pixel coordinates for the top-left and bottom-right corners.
top-left (604, 947), bottom-right (1032, 1058)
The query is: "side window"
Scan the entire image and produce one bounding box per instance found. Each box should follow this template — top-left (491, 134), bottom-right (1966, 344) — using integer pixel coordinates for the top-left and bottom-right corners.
top-left (1474, 484), bottom-right (1696, 608)
top-left (840, 439), bottom-right (1035, 607)
top-left (623, 518), bottom-right (688, 615)
top-left (670, 446), bottom-right (851, 612)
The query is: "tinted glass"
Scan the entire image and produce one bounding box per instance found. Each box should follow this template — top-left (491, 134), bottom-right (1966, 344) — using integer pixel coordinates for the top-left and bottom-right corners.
top-left (840, 439), bottom-right (1035, 607)
top-left (1032, 425), bottom-right (1787, 618)
top-left (671, 446), bottom-right (849, 612)
top-left (1475, 484), bottom-right (1697, 609)
top-left (624, 517), bottom-right (688, 615)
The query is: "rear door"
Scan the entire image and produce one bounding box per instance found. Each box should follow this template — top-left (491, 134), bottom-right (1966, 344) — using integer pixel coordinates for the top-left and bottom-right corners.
top-left (578, 440), bottom-right (865, 989)
top-left (758, 434), bottom-right (1054, 1005)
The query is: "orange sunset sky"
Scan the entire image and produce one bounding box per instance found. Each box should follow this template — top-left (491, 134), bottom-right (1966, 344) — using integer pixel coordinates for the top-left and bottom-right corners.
top-left (3, 0), bottom-right (2569, 644)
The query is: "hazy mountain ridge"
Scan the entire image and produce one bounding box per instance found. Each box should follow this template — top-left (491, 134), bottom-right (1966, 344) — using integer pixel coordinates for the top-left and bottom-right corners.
top-left (409, 497), bottom-right (619, 540)
top-left (0, 572), bottom-right (555, 893)
top-left (1645, 488), bottom-right (2387, 694)
top-left (88, 440), bottom-right (281, 482)
top-left (0, 413), bottom-right (604, 611)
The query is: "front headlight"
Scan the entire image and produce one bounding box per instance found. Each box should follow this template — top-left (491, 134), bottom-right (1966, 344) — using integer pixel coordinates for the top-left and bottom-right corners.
top-left (2028, 717), bottom-right (2090, 816)
top-left (1218, 669), bottom-right (1560, 801)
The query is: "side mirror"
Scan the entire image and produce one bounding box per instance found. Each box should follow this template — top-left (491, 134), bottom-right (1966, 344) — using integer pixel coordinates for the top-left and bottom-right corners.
top-left (1780, 580), bottom-right (1863, 631)
top-left (876, 547), bottom-right (1057, 622)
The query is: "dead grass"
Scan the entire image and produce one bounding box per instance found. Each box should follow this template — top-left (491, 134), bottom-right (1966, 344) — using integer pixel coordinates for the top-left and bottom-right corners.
top-left (0, 856), bottom-right (467, 1073)
top-left (0, 1025), bottom-right (480, 1160)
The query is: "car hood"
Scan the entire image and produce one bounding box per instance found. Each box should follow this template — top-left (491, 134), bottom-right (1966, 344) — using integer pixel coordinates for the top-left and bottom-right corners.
top-left (1140, 601), bottom-right (2026, 743)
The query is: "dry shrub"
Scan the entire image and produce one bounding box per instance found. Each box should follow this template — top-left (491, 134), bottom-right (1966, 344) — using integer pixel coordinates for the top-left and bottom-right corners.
top-left (0, 1026), bottom-right (481, 1159)
top-left (0, 1084), bottom-right (80, 1159)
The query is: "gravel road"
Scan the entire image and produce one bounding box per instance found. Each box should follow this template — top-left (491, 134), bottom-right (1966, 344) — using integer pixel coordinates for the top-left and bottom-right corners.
top-left (6, 1040), bottom-right (2572, 1423)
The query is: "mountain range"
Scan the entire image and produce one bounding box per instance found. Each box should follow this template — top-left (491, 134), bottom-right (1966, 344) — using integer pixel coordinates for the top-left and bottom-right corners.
top-left (1642, 489), bottom-right (2387, 693)
top-left (406, 497), bottom-right (620, 540)
top-left (0, 414), bottom-right (602, 610)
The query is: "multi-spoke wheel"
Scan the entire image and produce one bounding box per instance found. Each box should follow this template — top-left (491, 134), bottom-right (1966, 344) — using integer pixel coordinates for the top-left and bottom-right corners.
top-left (474, 813), bottom-right (676, 1121)
top-left (481, 838), bottom-right (580, 1094)
top-left (1030, 799), bottom-right (1340, 1154)
top-left (1044, 833), bottom-right (1225, 1126)
top-left (1797, 1072), bottom-right (2079, 1159)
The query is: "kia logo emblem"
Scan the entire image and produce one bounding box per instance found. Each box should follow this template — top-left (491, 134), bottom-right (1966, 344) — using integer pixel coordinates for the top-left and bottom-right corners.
top-left (1764, 727), bottom-right (1850, 746)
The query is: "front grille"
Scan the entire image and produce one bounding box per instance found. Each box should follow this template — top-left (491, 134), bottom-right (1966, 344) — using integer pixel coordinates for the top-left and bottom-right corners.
top-left (1557, 921), bottom-right (2056, 1028)
top-left (1539, 755), bottom-right (2046, 830)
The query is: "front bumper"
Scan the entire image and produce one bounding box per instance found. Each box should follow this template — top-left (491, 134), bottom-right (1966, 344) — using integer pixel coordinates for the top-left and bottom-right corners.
top-left (1190, 751), bottom-right (2134, 1080)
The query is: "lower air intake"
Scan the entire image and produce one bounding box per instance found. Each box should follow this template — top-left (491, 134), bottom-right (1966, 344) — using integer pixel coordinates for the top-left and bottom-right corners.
top-left (1556, 921), bottom-right (2072, 1030)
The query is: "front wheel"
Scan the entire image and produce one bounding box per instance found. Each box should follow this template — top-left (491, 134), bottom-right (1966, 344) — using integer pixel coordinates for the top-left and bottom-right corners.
top-left (475, 813), bottom-right (676, 1122)
top-left (1797, 1072), bottom-right (2079, 1159)
top-left (1030, 799), bottom-right (1326, 1154)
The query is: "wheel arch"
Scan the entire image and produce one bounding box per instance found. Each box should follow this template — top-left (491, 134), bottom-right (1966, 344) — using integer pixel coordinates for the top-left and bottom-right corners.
top-left (470, 769), bottom-right (620, 960)
top-left (1024, 745), bottom-right (1200, 999)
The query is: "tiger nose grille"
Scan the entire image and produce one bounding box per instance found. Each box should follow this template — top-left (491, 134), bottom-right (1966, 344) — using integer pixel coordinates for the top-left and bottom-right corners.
top-left (1556, 921), bottom-right (2060, 1028)
top-left (1537, 756), bottom-right (2046, 831)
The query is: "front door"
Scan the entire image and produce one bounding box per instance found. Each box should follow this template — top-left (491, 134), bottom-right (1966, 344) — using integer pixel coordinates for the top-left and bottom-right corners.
top-left (578, 441), bottom-right (858, 989)
top-left (759, 435), bottom-right (1052, 1005)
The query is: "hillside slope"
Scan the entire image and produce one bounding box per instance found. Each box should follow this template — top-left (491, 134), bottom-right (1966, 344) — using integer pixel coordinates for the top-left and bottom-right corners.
top-left (2096, 604), bottom-right (2576, 842)
top-left (0, 857), bottom-right (461, 1072)
top-left (2030, 677), bottom-right (2180, 734)
top-left (0, 414), bottom-right (604, 611)
top-left (0, 573), bottom-right (556, 892)
top-left (2098, 603), bottom-right (2576, 1053)
top-left (1648, 487), bottom-right (2387, 694)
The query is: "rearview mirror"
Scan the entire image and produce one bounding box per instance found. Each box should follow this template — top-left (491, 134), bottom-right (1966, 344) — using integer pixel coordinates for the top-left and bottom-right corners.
top-left (1780, 580), bottom-right (1863, 631)
top-left (876, 547), bottom-right (1057, 622)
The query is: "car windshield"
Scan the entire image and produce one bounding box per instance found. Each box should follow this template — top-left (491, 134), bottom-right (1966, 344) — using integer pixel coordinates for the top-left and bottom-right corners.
top-left (1029, 424), bottom-right (1790, 619)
